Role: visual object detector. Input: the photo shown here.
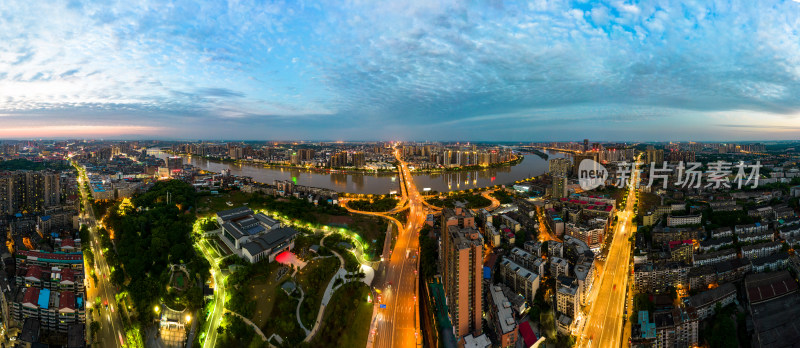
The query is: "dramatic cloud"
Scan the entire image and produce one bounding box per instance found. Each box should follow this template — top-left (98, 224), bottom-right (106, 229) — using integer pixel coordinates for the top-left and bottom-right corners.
top-left (2, 0), bottom-right (800, 140)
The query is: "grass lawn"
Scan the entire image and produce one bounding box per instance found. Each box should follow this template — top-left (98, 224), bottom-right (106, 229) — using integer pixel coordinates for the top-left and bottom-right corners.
top-left (318, 213), bottom-right (388, 261)
top-left (295, 257), bottom-right (340, 327)
top-left (293, 232), bottom-right (326, 260)
top-left (261, 286), bottom-right (307, 345)
top-left (428, 193), bottom-right (491, 209)
top-left (198, 190), bottom-right (348, 223)
top-left (310, 282), bottom-right (372, 347)
top-left (244, 263), bottom-right (287, 328)
top-left (196, 190), bottom-right (266, 215)
top-left (346, 197), bottom-right (399, 212)
top-left (490, 189), bottom-right (514, 204)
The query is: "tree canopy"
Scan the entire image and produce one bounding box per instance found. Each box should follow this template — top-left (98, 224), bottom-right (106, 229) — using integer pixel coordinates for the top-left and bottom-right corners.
top-left (105, 180), bottom-right (209, 323)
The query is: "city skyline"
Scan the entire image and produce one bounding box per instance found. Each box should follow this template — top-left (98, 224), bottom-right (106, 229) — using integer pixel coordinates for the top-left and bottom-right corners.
top-left (4, 1), bottom-right (800, 140)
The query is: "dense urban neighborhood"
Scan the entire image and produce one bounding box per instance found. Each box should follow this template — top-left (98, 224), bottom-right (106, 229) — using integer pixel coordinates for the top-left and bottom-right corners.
top-left (0, 139), bottom-right (797, 348)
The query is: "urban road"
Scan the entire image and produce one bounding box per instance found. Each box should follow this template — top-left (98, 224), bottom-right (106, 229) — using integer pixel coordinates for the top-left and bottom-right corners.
top-left (76, 163), bottom-right (126, 347)
top-left (372, 147), bottom-right (425, 348)
top-left (578, 158), bottom-right (641, 348)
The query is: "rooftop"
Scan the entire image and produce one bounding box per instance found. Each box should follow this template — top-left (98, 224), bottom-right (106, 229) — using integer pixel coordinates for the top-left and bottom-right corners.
top-left (745, 271), bottom-right (799, 304)
top-left (687, 283), bottom-right (736, 309)
top-left (16, 250), bottom-right (83, 263)
top-left (489, 285), bottom-right (516, 334)
top-left (752, 252), bottom-right (789, 268)
top-left (216, 206), bottom-right (253, 222)
top-left (750, 293), bottom-right (800, 347)
top-left (241, 227), bottom-right (300, 256)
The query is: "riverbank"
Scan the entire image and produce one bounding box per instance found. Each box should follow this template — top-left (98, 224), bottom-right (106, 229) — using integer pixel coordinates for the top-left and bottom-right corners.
top-left (150, 148), bottom-right (562, 194)
top-left (410, 155), bottom-right (524, 174)
top-left (162, 150), bottom-right (398, 175)
top-left (163, 150), bottom-right (523, 176)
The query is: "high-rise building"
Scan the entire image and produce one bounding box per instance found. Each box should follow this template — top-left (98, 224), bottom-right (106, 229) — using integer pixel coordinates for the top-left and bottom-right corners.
top-left (441, 208), bottom-right (483, 340)
top-left (328, 152), bottom-right (348, 168)
top-left (290, 152), bottom-right (301, 165)
top-left (645, 147), bottom-right (664, 166)
top-left (572, 153), bottom-right (598, 176)
top-left (0, 172), bottom-right (61, 215)
top-left (298, 149), bottom-right (315, 161)
top-left (549, 158), bottom-right (571, 177)
top-left (583, 139), bottom-right (589, 152)
top-left (551, 175), bottom-right (568, 199)
top-left (351, 152), bottom-right (366, 168)
top-left (167, 156), bottom-right (183, 171)
top-left (228, 145), bottom-right (244, 160)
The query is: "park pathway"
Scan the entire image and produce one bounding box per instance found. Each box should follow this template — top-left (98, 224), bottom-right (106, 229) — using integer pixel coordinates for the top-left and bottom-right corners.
top-left (295, 287), bottom-right (311, 335)
top-left (301, 232), bottom-right (348, 343)
top-left (224, 309), bottom-right (268, 342)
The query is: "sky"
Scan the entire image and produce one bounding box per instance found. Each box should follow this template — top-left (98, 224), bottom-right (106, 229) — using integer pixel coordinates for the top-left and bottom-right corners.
top-left (3, 0), bottom-right (800, 141)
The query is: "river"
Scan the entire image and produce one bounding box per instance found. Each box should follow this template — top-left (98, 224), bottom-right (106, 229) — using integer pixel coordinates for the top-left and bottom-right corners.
top-left (148, 149), bottom-right (566, 194)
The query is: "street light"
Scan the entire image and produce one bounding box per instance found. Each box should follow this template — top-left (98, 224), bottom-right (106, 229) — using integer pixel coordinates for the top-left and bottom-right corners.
top-left (154, 305), bottom-right (160, 313)
top-left (186, 314), bottom-right (192, 323)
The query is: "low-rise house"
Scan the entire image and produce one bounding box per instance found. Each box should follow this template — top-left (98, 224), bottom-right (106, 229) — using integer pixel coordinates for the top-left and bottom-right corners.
top-left (709, 227), bottom-right (733, 239)
top-left (498, 258), bottom-right (540, 301)
top-left (634, 262), bottom-right (690, 293)
top-left (508, 247), bottom-right (537, 271)
top-left (715, 258), bottom-right (752, 284)
top-left (735, 222), bottom-right (768, 235)
top-left (779, 223), bottom-right (800, 242)
top-left (752, 252), bottom-right (790, 273)
top-left (501, 215), bottom-right (521, 233)
top-left (523, 240), bottom-right (543, 257)
top-left (738, 229), bottom-right (774, 244)
top-left (667, 214), bottom-right (701, 227)
top-left (774, 206), bottom-right (795, 221)
top-left (742, 241), bottom-right (783, 260)
top-left (668, 241), bottom-right (694, 264)
top-left (652, 226), bottom-right (700, 246)
top-left (686, 283), bottom-right (736, 320)
top-left (485, 224), bottom-right (501, 247)
top-left (555, 277), bottom-right (580, 332)
top-left (486, 285), bottom-right (519, 348)
top-left (698, 237), bottom-right (733, 253)
top-left (693, 248), bottom-right (736, 267)
top-left (549, 257), bottom-right (570, 278)
top-left (548, 241), bottom-right (563, 258)
top-left (688, 265), bottom-right (716, 290)
top-left (573, 262), bottom-right (594, 306)
top-left (654, 307), bottom-right (699, 348)
top-left (748, 207), bottom-right (774, 221)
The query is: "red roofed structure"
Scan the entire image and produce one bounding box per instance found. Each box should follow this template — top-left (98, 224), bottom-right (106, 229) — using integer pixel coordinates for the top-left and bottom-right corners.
top-left (59, 291), bottom-right (76, 311)
top-left (519, 320), bottom-right (538, 347)
top-left (22, 287), bottom-right (40, 307)
top-left (668, 240), bottom-right (694, 249)
top-left (60, 239), bottom-right (75, 248)
top-left (745, 271), bottom-right (799, 305)
top-left (25, 265), bottom-right (43, 281)
top-left (61, 268), bottom-right (75, 283)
